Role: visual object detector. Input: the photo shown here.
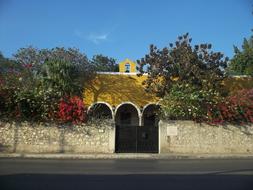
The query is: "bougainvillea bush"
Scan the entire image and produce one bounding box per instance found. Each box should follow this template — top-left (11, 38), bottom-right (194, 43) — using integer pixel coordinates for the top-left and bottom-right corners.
top-left (207, 89), bottom-right (253, 124)
top-left (0, 49), bottom-right (93, 123)
top-left (58, 96), bottom-right (87, 124)
top-left (161, 83), bottom-right (253, 125)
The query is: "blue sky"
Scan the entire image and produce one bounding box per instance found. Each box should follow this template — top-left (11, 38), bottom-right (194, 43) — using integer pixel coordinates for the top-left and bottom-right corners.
top-left (0, 0), bottom-right (252, 62)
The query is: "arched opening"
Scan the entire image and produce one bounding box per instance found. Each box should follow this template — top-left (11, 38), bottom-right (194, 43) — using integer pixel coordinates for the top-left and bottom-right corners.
top-left (115, 103), bottom-right (140, 126)
top-left (115, 103), bottom-right (140, 153)
top-left (88, 102), bottom-right (113, 120)
top-left (139, 104), bottom-right (160, 153)
top-left (142, 104), bottom-right (160, 126)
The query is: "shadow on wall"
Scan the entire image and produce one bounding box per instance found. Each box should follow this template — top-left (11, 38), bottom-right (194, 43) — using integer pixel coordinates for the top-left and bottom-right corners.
top-left (83, 74), bottom-right (158, 107)
top-left (0, 144), bottom-right (3, 151)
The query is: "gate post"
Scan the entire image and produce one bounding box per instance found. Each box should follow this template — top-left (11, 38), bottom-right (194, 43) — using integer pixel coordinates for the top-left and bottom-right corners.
top-left (159, 120), bottom-right (167, 153)
top-left (108, 121), bottom-right (116, 153)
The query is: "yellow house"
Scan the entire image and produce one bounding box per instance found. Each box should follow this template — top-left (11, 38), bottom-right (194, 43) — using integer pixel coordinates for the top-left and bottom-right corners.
top-left (83, 58), bottom-right (253, 121)
top-left (83, 58), bottom-right (161, 153)
top-left (83, 58), bottom-right (253, 153)
top-left (84, 59), bottom-right (158, 107)
top-left (83, 58), bottom-right (160, 126)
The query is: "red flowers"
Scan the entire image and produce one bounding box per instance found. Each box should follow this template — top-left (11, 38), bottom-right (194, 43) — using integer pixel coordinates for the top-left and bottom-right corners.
top-left (23, 63), bottom-right (33, 69)
top-left (208, 89), bottom-right (253, 124)
top-left (58, 96), bottom-right (87, 124)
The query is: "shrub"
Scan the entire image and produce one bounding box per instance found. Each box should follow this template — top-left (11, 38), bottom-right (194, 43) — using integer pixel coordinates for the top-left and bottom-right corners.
top-left (208, 89), bottom-right (253, 124)
top-left (58, 96), bottom-right (87, 124)
top-left (161, 83), bottom-right (222, 121)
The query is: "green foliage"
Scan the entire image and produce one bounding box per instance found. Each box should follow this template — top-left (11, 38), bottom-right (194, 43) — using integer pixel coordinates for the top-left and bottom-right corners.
top-left (137, 33), bottom-right (230, 122)
top-left (91, 54), bottom-right (118, 72)
top-left (0, 48), bottom-right (96, 122)
top-left (14, 46), bottom-right (95, 79)
top-left (138, 33), bottom-right (229, 97)
top-left (161, 84), bottom-right (222, 121)
top-left (229, 37), bottom-right (253, 76)
top-left (13, 90), bottom-right (42, 120)
top-left (40, 59), bottom-right (83, 96)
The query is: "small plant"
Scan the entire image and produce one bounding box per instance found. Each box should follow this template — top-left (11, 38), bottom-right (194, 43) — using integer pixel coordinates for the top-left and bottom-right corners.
top-left (58, 96), bottom-right (87, 124)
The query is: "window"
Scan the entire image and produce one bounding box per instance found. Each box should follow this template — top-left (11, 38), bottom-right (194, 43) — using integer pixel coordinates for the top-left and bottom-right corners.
top-left (125, 63), bottom-right (130, 73)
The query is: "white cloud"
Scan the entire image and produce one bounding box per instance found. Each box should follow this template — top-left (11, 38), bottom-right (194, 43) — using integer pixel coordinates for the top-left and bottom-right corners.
top-left (88, 33), bottom-right (108, 44)
top-left (74, 29), bottom-right (109, 44)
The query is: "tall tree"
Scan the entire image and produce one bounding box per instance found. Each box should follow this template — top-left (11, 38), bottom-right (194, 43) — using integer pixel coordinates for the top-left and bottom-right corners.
top-left (229, 36), bottom-right (253, 76)
top-left (13, 47), bottom-right (95, 92)
top-left (91, 54), bottom-right (118, 72)
top-left (137, 33), bottom-right (229, 97)
top-left (14, 46), bottom-right (95, 79)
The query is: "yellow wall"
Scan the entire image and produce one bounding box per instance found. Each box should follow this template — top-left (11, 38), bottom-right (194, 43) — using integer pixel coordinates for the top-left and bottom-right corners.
top-left (83, 74), bottom-right (159, 108)
top-left (119, 59), bottom-right (137, 73)
top-left (83, 72), bottom-right (253, 108)
top-left (224, 77), bottom-right (253, 94)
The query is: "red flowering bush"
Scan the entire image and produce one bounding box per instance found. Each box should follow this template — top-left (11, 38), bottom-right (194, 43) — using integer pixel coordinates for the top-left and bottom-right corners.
top-left (207, 89), bottom-right (253, 124)
top-left (58, 96), bottom-right (87, 124)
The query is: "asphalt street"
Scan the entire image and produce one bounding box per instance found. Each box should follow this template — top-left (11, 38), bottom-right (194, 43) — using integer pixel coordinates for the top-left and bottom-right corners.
top-left (0, 158), bottom-right (253, 190)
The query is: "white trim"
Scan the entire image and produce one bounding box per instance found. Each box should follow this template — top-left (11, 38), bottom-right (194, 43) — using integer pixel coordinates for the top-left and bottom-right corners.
top-left (230, 75), bottom-right (252, 78)
top-left (87, 101), bottom-right (114, 120)
top-left (115, 102), bottom-right (141, 117)
top-left (142, 102), bottom-right (160, 113)
top-left (96, 72), bottom-right (148, 76)
top-left (158, 120), bottom-right (161, 154)
top-left (96, 73), bottom-right (253, 78)
top-left (115, 102), bottom-right (141, 126)
top-left (141, 103), bottom-right (160, 126)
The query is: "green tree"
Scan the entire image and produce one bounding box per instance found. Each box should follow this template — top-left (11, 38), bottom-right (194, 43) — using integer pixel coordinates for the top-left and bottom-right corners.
top-left (91, 54), bottom-right (118, 72)
top-left (229, 36), bottom-right (253, 76)
top-left (138, 33), bottom-right (229, 97)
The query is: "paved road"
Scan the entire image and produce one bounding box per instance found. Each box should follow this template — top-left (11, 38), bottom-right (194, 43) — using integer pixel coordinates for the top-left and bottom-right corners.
top-left (0, 158), bottom-right (253, 190)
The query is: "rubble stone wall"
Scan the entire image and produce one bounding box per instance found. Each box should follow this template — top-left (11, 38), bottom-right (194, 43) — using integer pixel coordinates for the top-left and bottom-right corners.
top-left (0, 120), bottom-right (115, 153)
top-left (159, 120), bottom-right (253, 154)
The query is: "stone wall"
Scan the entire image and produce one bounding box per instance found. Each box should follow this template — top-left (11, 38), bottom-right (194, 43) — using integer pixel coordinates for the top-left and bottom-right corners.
top-left (0, 120), bottom-right (115, 153)
top-left (159, 120), bottom-right (253, 154)
top-left (1, 120), bottom-right (253, 154)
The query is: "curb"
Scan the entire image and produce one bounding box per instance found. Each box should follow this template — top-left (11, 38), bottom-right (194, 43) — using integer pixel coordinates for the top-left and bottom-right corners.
top-left (1, 153), bottom-right (253, 160)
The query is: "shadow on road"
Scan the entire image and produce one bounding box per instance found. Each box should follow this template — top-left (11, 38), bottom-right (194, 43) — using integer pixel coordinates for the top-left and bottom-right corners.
top-left (0, 174), bottom-right (253, 190)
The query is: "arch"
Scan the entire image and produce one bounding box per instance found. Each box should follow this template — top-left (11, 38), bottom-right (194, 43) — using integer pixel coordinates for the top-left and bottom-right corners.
top-left (142, 102), bottom-right (160, 114)
top-left (115, 102), bottom-right (140, 153)
top-left (115, 102), bottom-right (159, 153)
top-left (115, 102), bottom-right (141, 118)
top-left (140, 103), bottom-right (160, 153)
top-left (87, 102), bottom-right (114, 120)
top-left (142, 103), bottom-right (160, 126)
top-left (115, 102), bottom-right (141, 126)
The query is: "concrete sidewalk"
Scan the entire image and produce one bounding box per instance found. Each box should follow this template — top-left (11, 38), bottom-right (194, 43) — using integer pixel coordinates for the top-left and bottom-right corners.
top-left (0, 153), bottom-right (253, 160)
